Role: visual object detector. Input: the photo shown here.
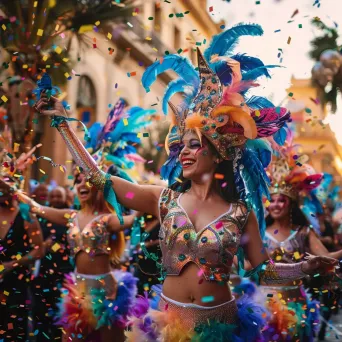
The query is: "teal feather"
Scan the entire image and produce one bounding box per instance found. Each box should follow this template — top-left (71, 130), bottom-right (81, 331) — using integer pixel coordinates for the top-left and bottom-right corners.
top-left (230, 53), bottom-right (267, 72)
top-left (162, 79), bottom-right (196, 115)
top-left (142, 55), bottom-right (199, 92)
top-left (204, 23), bottom-right (264, 62)
top-left (242, 65), bottom-right (278, 81)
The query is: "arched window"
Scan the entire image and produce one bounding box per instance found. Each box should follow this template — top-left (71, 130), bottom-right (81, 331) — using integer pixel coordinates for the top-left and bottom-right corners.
top-left (76, 76), bottom-right (97, 127)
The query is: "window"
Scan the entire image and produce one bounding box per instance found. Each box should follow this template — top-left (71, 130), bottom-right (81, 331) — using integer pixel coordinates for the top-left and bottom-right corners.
top-left (76, 76), bottom-right (97, 127)
top-left (174, 26), bottom-right (181, 50)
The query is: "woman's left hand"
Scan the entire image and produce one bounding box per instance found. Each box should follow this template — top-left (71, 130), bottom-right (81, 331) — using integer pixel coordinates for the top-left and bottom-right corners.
top-left (301, 253), bottom-right (337, 275)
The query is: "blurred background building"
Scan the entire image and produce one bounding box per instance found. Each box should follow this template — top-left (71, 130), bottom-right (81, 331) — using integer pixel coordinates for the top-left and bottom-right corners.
top-left (34, 0), bottom-right (222, 185)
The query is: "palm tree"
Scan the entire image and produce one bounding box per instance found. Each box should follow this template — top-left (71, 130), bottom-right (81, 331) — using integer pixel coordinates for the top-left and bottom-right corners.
top-left (0, 0), bottom-right (134, 153)
top-left (310, 18), bottom-right (342, 113)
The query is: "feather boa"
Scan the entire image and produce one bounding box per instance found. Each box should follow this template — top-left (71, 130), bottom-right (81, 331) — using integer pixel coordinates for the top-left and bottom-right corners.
top-left (56, 271), bottom-right (137, 335)
top-left (127, 289), bottom-right (268, 342)
top-left (262, 291), bottom-right (319, 341)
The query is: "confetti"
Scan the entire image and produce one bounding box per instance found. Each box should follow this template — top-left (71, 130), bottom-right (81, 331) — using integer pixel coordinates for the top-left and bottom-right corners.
top-left (37, 29), bottom-right (44, 36)
top-left (287, 37), bottom-right (291, 44)
top-left (201, 296), bottom-right (214, 303)
top-left (51, 243), bottom-right (61, 252)
top-left (125, 192), bottom-right (135, 199)
top-left (107, 32), bottom-right (112, 39)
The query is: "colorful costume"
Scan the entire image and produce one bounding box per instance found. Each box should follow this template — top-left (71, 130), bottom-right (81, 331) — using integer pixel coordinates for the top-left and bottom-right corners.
top-left (261, 136), bottom-right (323, 341)
top-left (56, 213), bottom-right (137, 335)
top-left (28, 85), bottom-right (155, 336)
top-left (44, 24), bottom-right (315, 341)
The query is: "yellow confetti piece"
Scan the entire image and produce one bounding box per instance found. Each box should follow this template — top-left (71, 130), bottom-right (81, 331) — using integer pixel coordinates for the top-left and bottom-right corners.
top-left (64, 213), bottom-right (71, 219)
top-left (64, 72), bottom-right (70, 78)
top-left (78, 25), bottom-right (93, 34)
top-left (293, 251), bottom-right (300, 260)
top-left (276, 255), bottom-right (282, 261)
top-left (42, 55), bottom-right (48, 61)
top-left (37, 29), bottom-right (44, 36)
top-left (66, 160), bottom-right (73, 163)
top-left (175, 177), bottom-right (183, 183)
top-left (4, 291), bottom-right (9, 296)
top-left (107, 32), bottom-right (112, 39)
top-left (277, 293), bottom-right (282, 299)
top-left (310, 308), bottom-right (316, 312)
top-left (16, 254), bottom-right (22, 260)
top-left (23, 64), bottom-right (28, 69)
top-left (59, 166), bottom-right (65, 173)
top-left (255, 110), bottom-right (261, 117)
top-left (62, 58), bottom-right (69, 62)
top-left (95, 21), bottom-right (100, 26)
top-left (0, 265), bottom-right (4, 272)
top-left (137, 132), bottom-right (142, 138)
top-left (2, 24), bottom-right (6, 31)
top-left (145, 36), bottom-right (152, 41)
top-left (264, 200), bottom-right (270, 207)
top-left (39, 169), bottom-right (46, 174)
top-left (1, 95), bottom-right (8, 103)
top-left (13, 143), bottom-right (20, 152)
top-left (55, 24), bottom-right (60, 31)
top-left (123, 118), bottom-right (128, 126)
top-left (49, 0), bottom-right (56, 7)
top-left (54, 46), bottom-right (62, 54)
top-left (34, 1), bottom-right (38, 7)
top-left (51, 243), bottom-right (61, 252)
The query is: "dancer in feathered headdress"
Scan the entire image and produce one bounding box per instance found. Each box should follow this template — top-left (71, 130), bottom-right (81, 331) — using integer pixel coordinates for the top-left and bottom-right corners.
top-left (33, 26), bottom-right (339, 342)
top-left (262, 135), bottom-right (342, 341)
top-left (2, 82), bottom-right (156, 341)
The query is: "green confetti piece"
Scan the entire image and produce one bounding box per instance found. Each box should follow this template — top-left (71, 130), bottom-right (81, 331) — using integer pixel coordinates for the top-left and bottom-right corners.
top-left (256, 0), bottom-right (261, 4)
top-left (305, 108), bottom-right (312, 113)
top-left (165, 50), bottom-right (170, 55)
top-left (298, 24), bottom-right (302, 28)
top-left (143, 132), bottom-right (149, 137)
top-left (201, 296), bottom-right (214, 303)
top-left (177, 48), bottom-right (183, 54)
top-left (184, 11), bottom-right (190, 14)
top-left (148, 17), bottom-right (154, 20)
top-left (288, 92), bottom-right (293, 97)
top-left (169, 13), bottom-right (174, 18)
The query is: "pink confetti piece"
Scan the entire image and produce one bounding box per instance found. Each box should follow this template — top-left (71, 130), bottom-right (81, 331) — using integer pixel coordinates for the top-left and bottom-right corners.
top-left (197, 269), bottom-right (204, 277)
top-left (215, 221), bottom-right (223, 229)
top-left (125, 192), bottom-right (135, 199)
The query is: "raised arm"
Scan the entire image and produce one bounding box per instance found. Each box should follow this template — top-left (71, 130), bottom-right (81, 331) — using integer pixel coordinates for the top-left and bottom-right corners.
top-left (35, 95), bottom-right (163, 216)
top-left (243, 210), bottom-right (338, 285)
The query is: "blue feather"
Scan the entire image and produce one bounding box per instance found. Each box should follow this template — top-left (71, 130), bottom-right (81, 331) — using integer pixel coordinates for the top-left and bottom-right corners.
top-left (245, 95), bottom-right (275, 109)
top-left (142, 55), bottom-right (199, 93)
top-left (210, 60), bottom-right (233, 86)
top-left (86, 122), bottom-right (103, 151)
top-left (242, 65), bottom-right (278, 81)
top-left (204, 23), bottom-right (264, 62)
top-left (246, 139), bottom-right (272, 167)
top-left (163, 79), bottom-right (196, 114)
top-left (273, 127), bottom-right (287, 146)
top-left (230, 53), bottom-right (267, 72)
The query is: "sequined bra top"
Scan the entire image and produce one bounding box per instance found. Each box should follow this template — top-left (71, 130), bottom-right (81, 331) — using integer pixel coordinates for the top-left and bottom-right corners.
top-left (263, 226), bottom-right (310, 264)
top-left (67, 214), bottom-right (111, 257)
top-left (159, 188), bottom-right (249, 281)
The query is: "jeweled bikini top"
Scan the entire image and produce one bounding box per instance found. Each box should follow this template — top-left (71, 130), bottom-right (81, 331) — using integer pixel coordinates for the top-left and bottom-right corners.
top-left (263, 226), bottom-right (310, 263)
top-left (158, 188), bottom-right (249, 281)
top-left (67, 214), bottom-right (111, 257)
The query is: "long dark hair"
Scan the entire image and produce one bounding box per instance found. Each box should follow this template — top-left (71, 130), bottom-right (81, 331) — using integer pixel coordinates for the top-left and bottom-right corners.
top-left (265, 198), bottom-right (309, 227)
top-left (170, 159), bottom-right (239, 203)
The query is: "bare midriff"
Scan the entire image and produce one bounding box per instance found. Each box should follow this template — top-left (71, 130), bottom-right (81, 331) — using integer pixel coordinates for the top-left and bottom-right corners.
top-left (162, 263), bottom-right (232, 306)
top-left (74, 251), bottom-right (113, 275)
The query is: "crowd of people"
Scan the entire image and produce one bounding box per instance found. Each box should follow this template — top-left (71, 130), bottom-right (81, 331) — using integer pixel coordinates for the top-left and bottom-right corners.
top-left (1, 23), bottom-right (342, 342)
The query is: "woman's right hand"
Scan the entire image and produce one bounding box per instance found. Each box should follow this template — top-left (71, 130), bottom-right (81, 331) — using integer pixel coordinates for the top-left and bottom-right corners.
top-left (34, 94), bottom-right (67, 118)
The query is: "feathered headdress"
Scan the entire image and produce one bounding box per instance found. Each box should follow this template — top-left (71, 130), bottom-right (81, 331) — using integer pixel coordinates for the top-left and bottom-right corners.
top-left (142, 23), bottom-right (291, 238)
top-left (268, 132), bottom-right (323, 200)
top-left (85, 98), bottom-right (156, 182)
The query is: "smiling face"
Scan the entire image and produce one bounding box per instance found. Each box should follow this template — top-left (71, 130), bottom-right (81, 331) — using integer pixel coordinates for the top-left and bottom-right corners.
top-left (267, 193), bottom-right (292, 221)
top-left (74, 173), bottom-right (97, 205)
top-left (179, 130), bottom-right (218, 181)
